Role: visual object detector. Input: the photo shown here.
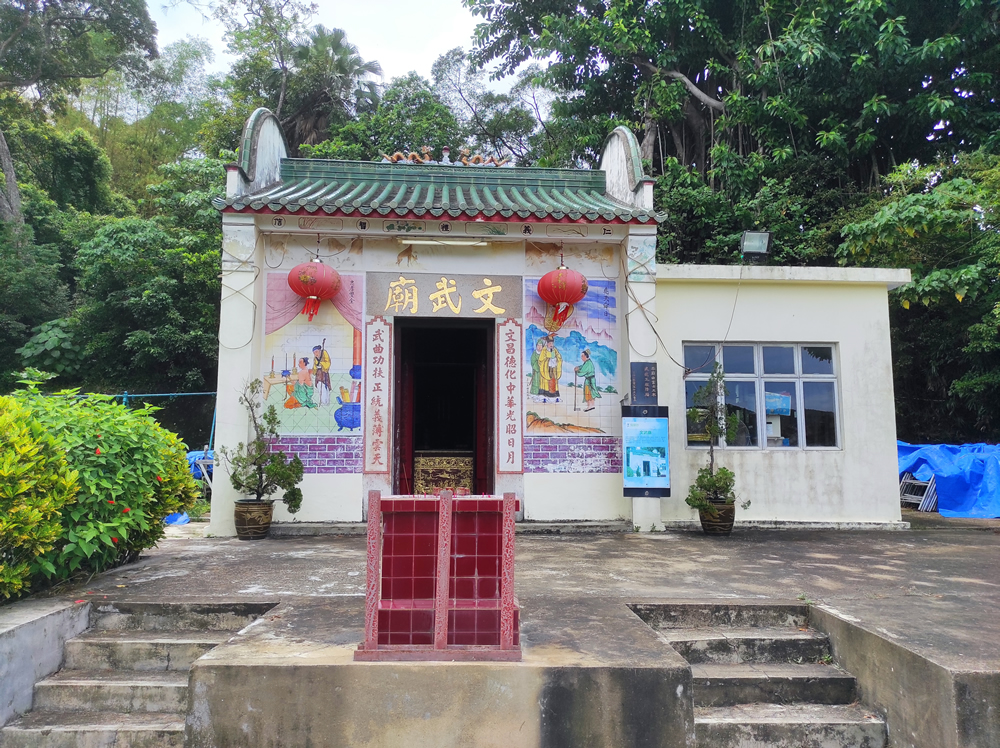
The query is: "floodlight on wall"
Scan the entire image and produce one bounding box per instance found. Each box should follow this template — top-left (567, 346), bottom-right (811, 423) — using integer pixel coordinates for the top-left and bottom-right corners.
top-left (740, 230), bottom-right (772, 259)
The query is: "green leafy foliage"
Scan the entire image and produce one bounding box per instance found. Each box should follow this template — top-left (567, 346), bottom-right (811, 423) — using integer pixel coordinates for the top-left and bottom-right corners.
top-left (431, 49), bottom-right (546, 164)
top-left (467, 0), bottom-right (1000, 182)
top-left (840, 148), bottom-right (1000, 439)
top-left (62, 39), bottom-right (216, 203)
top-left (15, 318), bottom-right (85, 379)
top-left (12, 380), bottom-right (198, 582)
top-left (0, 396), bottom-right (79, 598)
top-left (19, 181), bottom-right (111, 290)
top-left (282, 25), bottom-right (382, 153)
top-left (71, 216), bottom-right (221, 392)
top-left (218, 379), bottom-right (304, 512)
top-left (301, 73), bottom-right (465, 162)
top-left (144, 156), bottom-right (226, 248)
top-left (3, 121), bottom-right (122, 214)
top-left (214, 0), bottom-right (316, 124)
top-left (0, 0), bottom-right (157, 95)
top-left (198, 54), bottom-right (277, 160)
top-left (0, 222), bottom-right (69, 389)
top-left (685, 466), bottom-right (737, 516)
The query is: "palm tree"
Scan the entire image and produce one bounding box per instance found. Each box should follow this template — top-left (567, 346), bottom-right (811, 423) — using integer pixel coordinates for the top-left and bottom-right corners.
top-left (282, 26), bottom-right (382, 153)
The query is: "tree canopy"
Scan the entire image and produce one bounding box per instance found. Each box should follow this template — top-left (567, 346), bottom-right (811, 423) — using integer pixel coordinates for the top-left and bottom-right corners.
top-left (465, 0), bottom-right (1000, 182)
top-left (0, 0), bottom-right (157, 93)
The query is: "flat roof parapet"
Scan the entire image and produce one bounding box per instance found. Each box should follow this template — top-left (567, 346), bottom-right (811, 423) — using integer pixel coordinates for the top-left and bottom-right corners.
top-left (655, 264), bottom-right (911, 289)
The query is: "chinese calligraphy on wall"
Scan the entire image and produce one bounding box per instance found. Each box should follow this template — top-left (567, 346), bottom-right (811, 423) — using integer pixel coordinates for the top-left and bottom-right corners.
top-left (363, 317), bottom-right (392, 473)
top-left (365, 273), bottom-right (522, 318)
top-left (497, 319), bottom-right (524, 473)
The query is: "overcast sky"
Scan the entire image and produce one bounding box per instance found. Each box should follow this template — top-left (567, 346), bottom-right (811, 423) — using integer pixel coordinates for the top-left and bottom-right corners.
top-left (149, 0), bottom-right (484, 81)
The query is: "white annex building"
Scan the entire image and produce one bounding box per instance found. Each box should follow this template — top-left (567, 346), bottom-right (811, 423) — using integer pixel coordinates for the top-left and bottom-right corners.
top-left (209, 108), bottom-right (910, 535)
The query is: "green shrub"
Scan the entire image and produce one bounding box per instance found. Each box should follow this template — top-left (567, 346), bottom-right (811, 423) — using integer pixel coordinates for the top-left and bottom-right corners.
top-left (685, 465), bottom-right (737, 516)
top-left (12, 384), bottom-right (198, 581)
top-left (0, 397), bottom-right (79, 598)
top-left (15, 318), bottom-right (86, 381)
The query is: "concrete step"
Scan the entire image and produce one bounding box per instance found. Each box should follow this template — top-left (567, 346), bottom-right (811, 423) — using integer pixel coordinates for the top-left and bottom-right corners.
top-left (90, 601), bottom-right (274, 632)
top-left (691, 663), bottom-right (857, 707)
top-left (515, 520), bottom-right (633, 535)
top-left (32, 670), bottom-right (188, 713)
top-left (661, 626), bottom-right (831, 664)
top-left (269, 520), bottom-right (634, 536)
top-left (631, 601), bottom-right (809, 631)
top-left (695, 703), bottom-right (887, 747)
top-left (0, 710), bottom-right (184, 748)
top-left (64, 629), bottom-right (229, 671)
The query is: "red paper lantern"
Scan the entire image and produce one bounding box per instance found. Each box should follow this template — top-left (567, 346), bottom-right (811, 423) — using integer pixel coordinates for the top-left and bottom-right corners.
top-left (287, 260), bottom-right (341, 321)
top-left (537, 261), bottom-right (588, 331)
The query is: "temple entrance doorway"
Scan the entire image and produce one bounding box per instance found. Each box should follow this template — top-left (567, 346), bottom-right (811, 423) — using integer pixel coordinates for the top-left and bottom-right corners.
top-left (394, 321), bottom-right (494, 496)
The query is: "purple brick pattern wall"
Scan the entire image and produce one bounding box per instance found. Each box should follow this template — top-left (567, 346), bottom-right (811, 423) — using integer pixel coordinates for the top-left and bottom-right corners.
top-left (271, 436), bottom-right (363, 474)
top-left (523, 436), bottom-right (622, 474)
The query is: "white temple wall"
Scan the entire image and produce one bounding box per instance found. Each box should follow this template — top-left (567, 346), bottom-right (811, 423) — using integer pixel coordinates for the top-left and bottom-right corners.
top-left (210, 221), bottom-right (635, 533)
top-left (523, 474), bottom-right (631, 521)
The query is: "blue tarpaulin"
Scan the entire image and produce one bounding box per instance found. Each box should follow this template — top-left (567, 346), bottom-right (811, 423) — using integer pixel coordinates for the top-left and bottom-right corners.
top-left (186, 449), bottom-right (214, 480)
top-left (897, 441), bottom-right (1000, 518)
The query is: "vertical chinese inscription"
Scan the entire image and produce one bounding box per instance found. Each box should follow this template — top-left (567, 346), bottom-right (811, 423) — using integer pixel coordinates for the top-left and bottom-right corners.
top-left (630, 361), bottom-right (658, 405)
top-left (497, 319), bottom-right (524, 473)
top-left (364, 316), bottom-right (392, 473)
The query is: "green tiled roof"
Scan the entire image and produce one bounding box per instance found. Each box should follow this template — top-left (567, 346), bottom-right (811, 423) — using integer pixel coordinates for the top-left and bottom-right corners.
top-left (214, 158), bottom-right (663, 223)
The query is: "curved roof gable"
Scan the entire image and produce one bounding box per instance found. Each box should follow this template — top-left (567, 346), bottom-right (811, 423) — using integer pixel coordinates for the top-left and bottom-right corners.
top-left (216, 110), bottom-right (664, 224)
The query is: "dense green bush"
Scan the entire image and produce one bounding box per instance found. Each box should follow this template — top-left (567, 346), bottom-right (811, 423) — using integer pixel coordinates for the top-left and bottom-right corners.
top-left (0, 397), bottom-right (80, 598)
top-left (15, 318), bottom-right (86, 381)
top-left (12, 383), bottom-right (198, 582)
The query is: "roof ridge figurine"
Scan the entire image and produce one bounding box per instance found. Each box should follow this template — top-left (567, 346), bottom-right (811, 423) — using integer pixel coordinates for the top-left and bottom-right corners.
top-left (379, 146), bottom-right (511, 168)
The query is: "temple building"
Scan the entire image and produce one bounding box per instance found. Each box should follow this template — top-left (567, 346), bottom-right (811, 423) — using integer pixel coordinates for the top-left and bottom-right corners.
top-left (209, 108), bottom-right (909, 534)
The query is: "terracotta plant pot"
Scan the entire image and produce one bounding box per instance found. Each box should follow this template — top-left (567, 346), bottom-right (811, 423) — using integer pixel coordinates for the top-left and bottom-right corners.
top-left (698, 502), bottom-right (736, 536)
top-left (234, 500), bottom-right (274, 540)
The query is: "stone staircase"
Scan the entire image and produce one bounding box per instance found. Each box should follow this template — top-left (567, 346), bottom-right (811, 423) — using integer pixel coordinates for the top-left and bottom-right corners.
top-left (638, 602), bottom-right (887, 748)
top-left (0, 601), bottom-right (271, 748)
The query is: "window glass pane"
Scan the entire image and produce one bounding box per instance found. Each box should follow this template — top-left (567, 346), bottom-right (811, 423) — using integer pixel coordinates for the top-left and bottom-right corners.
top-left (803, 382), bottom-right (837, 446)
top-left (763, 346), bottom-right (795, 374)
top-left (802, 346), bottom-right (834, 375)
top-left (684, 345), bottom-right (716, 373)
top-left (723, 345), bottom-right (755, 374)
top-left (685, 380), bottom-right (713, 446)
top-left (725, 381), bottom-right (758, 447)
top-left (764, 381), bottom-right (798, 447)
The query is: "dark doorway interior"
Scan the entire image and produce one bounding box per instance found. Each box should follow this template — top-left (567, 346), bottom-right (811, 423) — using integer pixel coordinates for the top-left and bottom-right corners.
top-left (395, 322), bottom-right (493, 495)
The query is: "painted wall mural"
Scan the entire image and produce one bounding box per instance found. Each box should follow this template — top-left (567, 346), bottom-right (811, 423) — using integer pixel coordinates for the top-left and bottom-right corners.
top-left (523, 277), bottom-right (620, 435)
top-left (263, 271), bottom-right (363, 434)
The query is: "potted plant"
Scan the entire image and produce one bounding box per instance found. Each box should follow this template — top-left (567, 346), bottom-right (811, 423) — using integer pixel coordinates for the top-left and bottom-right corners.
top-left (685, 364), bottom-right (750, 535)
top-left (218, 379), bottom-right (303, 540)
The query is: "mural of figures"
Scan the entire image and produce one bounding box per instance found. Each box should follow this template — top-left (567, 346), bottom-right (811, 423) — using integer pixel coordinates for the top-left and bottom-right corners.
top-left (524, 278), bottom-right (620, 435)
top-left (538, 336), bottom-right (562, 398)
top-left (290, 357), bottom-right (317, 408)
top-left (263, 272), bottom-right (363, 433)
top-left (575, 350), bottom-right (602, 410)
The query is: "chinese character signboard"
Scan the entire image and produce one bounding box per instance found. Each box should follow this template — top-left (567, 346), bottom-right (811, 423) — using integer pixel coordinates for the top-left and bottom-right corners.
top-left (364, 316), bottom-right (392, 473)
top-left (366, 273), bottom-right (522, 319)
top-left (630, 361), bottom-right (658, 405)
top-left (621, 405), bottom-right (670, 498)
top-left (496, 319), bottom-right (524, 473)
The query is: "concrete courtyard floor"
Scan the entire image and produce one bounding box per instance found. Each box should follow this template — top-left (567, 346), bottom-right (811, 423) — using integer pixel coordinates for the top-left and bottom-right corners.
top-left (60, 511), bottom-right (1000, 677)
